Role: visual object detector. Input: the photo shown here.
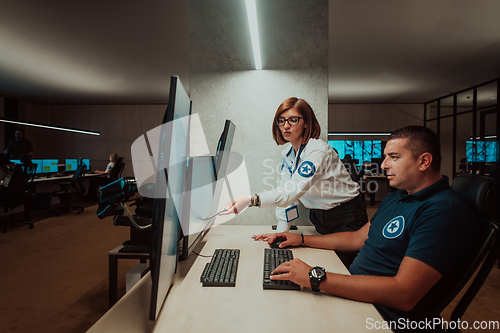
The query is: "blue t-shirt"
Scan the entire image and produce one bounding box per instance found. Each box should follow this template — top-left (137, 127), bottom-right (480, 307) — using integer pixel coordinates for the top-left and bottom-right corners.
top-left (349, 176), bottom-right (475, 321)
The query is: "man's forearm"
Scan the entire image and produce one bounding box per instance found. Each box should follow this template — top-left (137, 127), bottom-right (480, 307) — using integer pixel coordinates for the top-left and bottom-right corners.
top-left (321, 273), bottom-right (415, 311)
top-left (304, 222), bottom-right (369, 252)
top-left (318, 257), bottom-right (442, 312)
top-left (303, 232), bottom-right (364, 252)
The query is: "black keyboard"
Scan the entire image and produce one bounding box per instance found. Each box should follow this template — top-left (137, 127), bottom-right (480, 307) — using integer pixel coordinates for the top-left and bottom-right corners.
top-left (201, 249), bottom-right (240, 287)
top-left (119, 244), bottom-right (150, 253)
top-left (263, 248), bottom-right (300, 290)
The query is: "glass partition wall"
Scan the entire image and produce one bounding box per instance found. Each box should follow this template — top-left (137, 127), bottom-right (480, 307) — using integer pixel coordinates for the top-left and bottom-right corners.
top-left (425, 79), bottom-right (499, 180)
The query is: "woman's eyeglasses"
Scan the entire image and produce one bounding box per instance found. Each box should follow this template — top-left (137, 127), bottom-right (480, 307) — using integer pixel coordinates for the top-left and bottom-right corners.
top-left (276, 116), bottom-right (303, 126)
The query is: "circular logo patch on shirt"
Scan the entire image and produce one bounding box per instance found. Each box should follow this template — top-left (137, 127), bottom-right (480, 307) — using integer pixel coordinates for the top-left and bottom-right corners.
top-left (382, 216), bottom-right (405, 239)
top-left (297, 161), bottom-right (316, 178)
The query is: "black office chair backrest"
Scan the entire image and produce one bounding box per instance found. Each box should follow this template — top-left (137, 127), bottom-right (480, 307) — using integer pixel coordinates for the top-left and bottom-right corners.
top-left (451, 174), bottom-right (496, 220)
top-left (417, 175), bottom-right (499, 322)
top-left (71, 163), bottom-right (86, 193)
top-left (24, 163), bottom-right (37, 183)
top-left (3, 165), bottom-right (31, 200)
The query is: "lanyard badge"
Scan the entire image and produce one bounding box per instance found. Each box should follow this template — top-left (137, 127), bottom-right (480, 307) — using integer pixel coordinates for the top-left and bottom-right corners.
top-left (285, 205), bottom-right (299, 223)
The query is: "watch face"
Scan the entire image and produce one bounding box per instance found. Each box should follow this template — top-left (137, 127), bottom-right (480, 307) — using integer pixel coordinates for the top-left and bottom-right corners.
top-left (311, 267), bottom-right (325, 279)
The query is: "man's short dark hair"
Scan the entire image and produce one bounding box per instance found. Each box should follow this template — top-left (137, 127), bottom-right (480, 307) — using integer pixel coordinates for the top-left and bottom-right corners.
top-left (388, 126), bottom-right (441, 172)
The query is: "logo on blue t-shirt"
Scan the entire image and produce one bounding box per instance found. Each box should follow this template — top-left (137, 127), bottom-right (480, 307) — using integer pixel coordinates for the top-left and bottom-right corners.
top-left (382, 216), bottom-right (405, 239)
top-left (297, 161), bottom-right (315, 178)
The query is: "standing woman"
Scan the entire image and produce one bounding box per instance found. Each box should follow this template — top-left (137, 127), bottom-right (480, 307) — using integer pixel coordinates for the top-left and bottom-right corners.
top-left (224, 97), bottom-right (368, 235)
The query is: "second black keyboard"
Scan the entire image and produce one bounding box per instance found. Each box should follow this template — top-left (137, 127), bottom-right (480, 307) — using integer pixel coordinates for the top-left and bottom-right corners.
top-left (263, 248), bottom-right (300, 290)
top-left (201, 249), bottom-right (240, 287)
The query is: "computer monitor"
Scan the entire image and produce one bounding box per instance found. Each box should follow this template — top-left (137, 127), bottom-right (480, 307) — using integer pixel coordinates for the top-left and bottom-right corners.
top-left (178, 120), bottom-right (236, 261)
top-left (66, 158), bottom-right (90, 172)
top-left (31, 159), bottom-right (43, 174)
top-left (81, 159), bottom-right (90, 171)
top-left (149, 76), bottom-right (192, 321)
top-left (10, 159), bottom-right (22, 165)
top-left (178, 156), bottom-right (214, 261)
top-left (466, 141), bottom-right (498, 163)
top-left (328, 140), bottom-right (383, 164)
top-left (42, 159), bottom-right (59, 173)
top-left (65, 159), bottom-right (78, 172)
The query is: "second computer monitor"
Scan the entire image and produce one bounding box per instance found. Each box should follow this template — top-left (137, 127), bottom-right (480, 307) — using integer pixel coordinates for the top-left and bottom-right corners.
top-left (32, 159), bottom-right (43, 174)
top-left (65, 159), bottom-right (90, 172)
top-left (42, 159), bottom-right (59, 173)
top-left (66, 159), bottom-right (78, 171)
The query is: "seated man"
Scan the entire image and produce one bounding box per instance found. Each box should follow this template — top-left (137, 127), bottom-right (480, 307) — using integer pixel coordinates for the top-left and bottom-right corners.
top-left (254, 126), bottom-right (475, 327)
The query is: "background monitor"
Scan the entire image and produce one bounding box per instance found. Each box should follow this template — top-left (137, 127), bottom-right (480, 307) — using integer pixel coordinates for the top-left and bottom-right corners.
top-left (466, 141), bottom-right (498, 163)
top-left (66, 159), bottom-right (78, 171)
top-left (42, 159), bottom-right (59, 173)
top-left (149, 76), bottom-right (192, 321)
top-left (66, 158), bottom-right (90, 171)
top-left (10, 159), bottom-right (22, 165)
top-left (328, 140), bottom-right (383, 164)
top-left (81, 159), bottom-right (90, 171)
top-left (31, 159), bottom-right (43, 174)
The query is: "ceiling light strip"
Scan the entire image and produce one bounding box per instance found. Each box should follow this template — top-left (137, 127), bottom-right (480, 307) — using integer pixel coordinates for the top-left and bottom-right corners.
top-left (0, 117), bottom-right (100, 136)
top-left (245, 0), bottom-right (262, 70)
top-left (328, 132), bottom-right (392, 136)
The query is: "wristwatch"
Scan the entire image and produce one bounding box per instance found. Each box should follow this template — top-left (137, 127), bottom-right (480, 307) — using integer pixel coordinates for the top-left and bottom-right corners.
top-left (309, 266), bottom-right (326, 293)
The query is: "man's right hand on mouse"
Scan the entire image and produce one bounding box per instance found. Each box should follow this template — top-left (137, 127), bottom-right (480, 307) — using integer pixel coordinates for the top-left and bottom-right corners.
top-left (252, 232), bottom-right (302, 248)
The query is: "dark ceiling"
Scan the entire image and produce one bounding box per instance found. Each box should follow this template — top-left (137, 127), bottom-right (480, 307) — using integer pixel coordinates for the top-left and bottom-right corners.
top-left (0, 0), bottom-right (499, 105)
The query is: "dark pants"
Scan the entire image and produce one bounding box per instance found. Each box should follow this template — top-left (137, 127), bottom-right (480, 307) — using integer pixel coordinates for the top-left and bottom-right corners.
top-left (86, 176), bottom-right (111, 201)
top-left (309, 194), bottom-right (368, 268)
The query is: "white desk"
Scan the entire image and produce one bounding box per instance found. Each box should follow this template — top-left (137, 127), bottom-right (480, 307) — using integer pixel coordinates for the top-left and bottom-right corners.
top-left (89, 225), bottom-right (391, 333)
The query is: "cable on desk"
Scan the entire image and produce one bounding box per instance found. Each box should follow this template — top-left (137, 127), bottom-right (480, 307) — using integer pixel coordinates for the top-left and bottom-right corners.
top-left (192, 251), bottom-right (213, 258)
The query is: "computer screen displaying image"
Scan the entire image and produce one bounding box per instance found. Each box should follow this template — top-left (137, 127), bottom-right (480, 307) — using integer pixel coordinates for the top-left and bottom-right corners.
top-left (328, 140), bottom-right (383, 164)
top-left (32, 159), bottom-right (43, 174)
top-left (466, 140), bottom-right (498, 163)
top-left (485, 141), bottom-right (498, 163)
top-left (178, 120), bottom-right (236, 261)
top-left (65, 159), bottom-right (90, 171)
top-left (42, 159), bottom-right (59, 173)
top-left (65, 159), bottom-right (78, 171)
top-left (81, 159), bottom-right (90, 171)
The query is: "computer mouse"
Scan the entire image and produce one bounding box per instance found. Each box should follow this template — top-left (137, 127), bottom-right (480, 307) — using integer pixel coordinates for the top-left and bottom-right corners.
top-left (269, 237), bottom-right (287, 249)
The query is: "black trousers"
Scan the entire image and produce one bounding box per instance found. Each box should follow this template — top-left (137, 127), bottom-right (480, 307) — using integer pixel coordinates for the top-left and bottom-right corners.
top-left (309, 194), bottom-right (368, 268)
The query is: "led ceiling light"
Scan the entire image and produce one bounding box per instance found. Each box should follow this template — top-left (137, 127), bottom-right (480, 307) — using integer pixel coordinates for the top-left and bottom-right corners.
top-left (328, 132), bottom-right (392, 136)
top-left (245, 0), bottom-right (262, 70)
top-left (0, 117), bottom-right (100, 136)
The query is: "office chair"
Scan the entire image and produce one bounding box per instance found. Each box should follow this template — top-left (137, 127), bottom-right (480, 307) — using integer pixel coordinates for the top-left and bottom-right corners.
top-left (1, 164), bottom-right (35, 232)
top-left (49, 163), bottom-right (86, 215)
top-left (409, 174), bottom-right (499, 332)
top-left (19, 155), bottom-right (38, 183)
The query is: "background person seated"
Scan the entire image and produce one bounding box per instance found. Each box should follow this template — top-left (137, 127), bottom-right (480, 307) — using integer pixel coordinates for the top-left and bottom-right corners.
top-left (94, 153), bottom-right (118, 177)
top-left (87, 153), bottom-right (117, 200)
